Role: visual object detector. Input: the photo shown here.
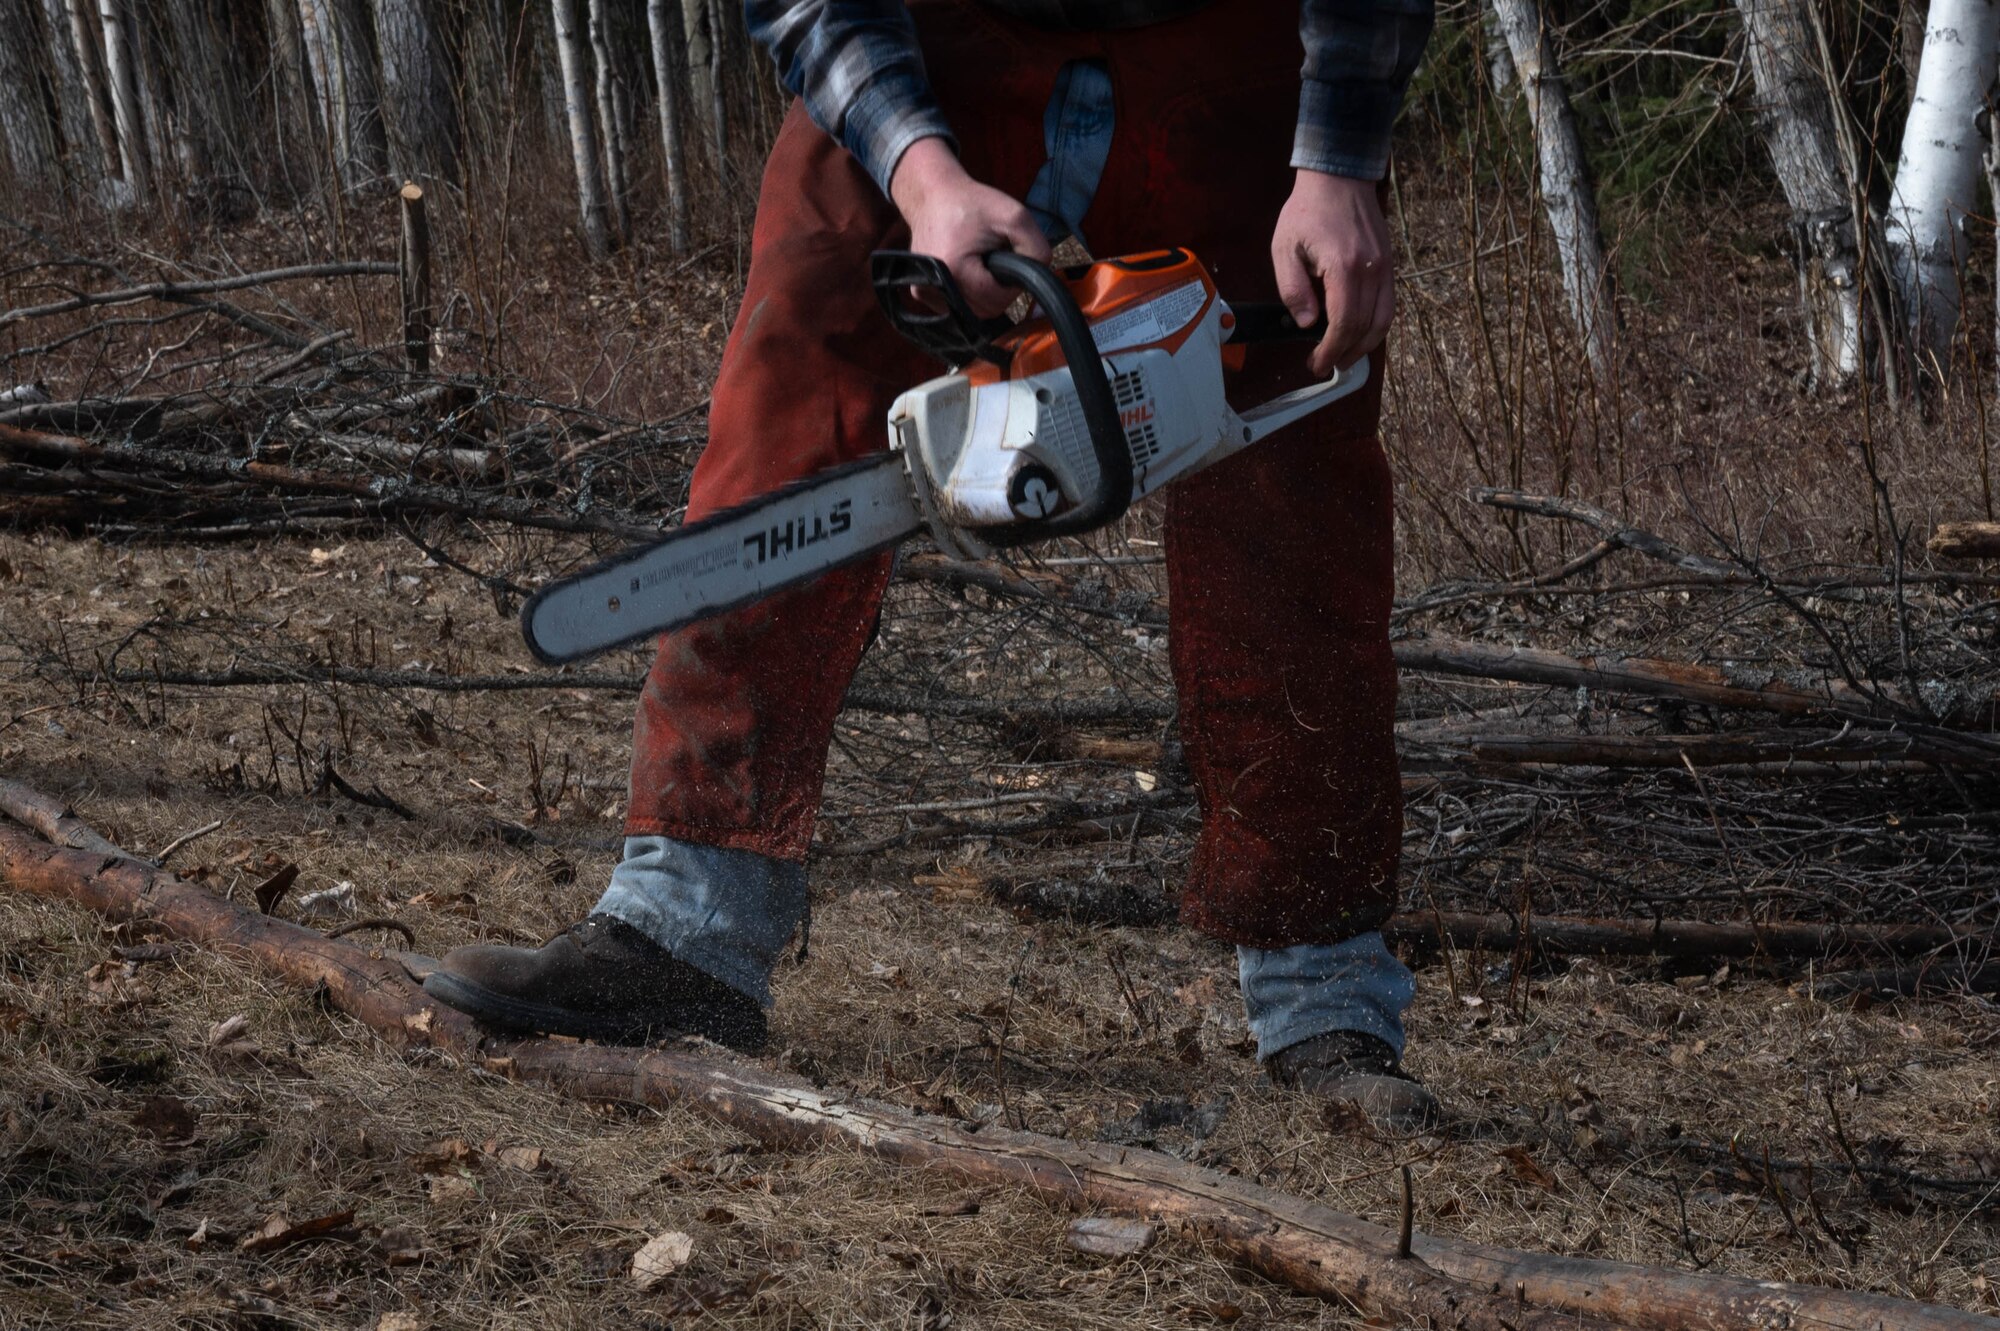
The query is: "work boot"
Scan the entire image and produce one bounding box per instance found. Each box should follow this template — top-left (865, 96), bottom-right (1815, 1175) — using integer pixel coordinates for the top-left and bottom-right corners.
top-left (1266, 1030), bottom-right (1443, 1133)
top-left (424, 914), bottom-right (768, 1051)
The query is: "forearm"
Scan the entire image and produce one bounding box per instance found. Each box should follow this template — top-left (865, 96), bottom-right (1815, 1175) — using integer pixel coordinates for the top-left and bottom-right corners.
top-left (1294, 0), bottom-right (1436, 181)
top-left (745, 0), bottom-right (955, 194)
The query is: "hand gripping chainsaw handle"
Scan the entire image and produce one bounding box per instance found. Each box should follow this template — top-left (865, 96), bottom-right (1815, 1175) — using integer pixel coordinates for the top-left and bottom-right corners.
top-left (872, 250), bottom-right (1133, 541)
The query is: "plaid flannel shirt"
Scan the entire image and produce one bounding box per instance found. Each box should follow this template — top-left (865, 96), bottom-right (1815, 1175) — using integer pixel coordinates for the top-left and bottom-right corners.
top-left (745, 0), bottom-right (1435, 196)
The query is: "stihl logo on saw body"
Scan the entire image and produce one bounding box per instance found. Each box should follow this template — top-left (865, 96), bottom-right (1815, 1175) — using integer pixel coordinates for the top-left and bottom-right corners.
top-left (742, 499), bottom-right (854, 565)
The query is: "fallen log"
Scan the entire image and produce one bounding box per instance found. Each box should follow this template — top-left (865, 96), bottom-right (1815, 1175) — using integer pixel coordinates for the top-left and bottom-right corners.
top-left (92, 665), bottom-right (1176, 725)
top-left (0, 422), bottom-right (659, 540)
top-left (0, 777), bottom-right (127, 858)
top-left (0, 260), bottom-right (399, 326)
top-left (1429, 730), bottom-right (1989, 771)
top-left (1393, 636), bottom-right (2000, 732)
top-left (2, 817), bottom-right (1988, 1330)
top-left (1385, 911), bottom-right (1987, 969)
top-left (1930, 522), bottom-right (2000, 560)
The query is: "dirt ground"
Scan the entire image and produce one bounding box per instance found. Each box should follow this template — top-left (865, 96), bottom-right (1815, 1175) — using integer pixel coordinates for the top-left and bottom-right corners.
top-left (1, 520), bottom-right (1996, 1330)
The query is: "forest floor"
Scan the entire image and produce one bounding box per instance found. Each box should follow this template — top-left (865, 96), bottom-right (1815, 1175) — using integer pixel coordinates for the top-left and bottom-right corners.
top-left (2, 178), bottom-right (1999, 1329)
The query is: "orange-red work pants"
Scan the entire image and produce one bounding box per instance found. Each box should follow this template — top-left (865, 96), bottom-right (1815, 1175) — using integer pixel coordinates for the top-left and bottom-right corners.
top-left (625, 0), bottom-right (1402, 948)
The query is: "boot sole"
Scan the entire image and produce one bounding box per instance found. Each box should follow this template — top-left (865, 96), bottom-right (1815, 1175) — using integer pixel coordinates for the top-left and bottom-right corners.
top-left (422, 970), bottom-right (767, 1053)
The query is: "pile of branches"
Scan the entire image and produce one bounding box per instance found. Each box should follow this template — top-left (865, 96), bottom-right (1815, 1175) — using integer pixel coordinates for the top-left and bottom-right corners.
top-left (0, 225), bottom-right (699, 546)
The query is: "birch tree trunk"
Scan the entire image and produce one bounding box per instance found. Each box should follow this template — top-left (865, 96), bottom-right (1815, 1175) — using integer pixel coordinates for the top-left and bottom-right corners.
top-left (1486, 0), bottom-right (1617, 370)
top-left (1884, 0), bottom-right (2000, 372)
top-left (1733, 0), bottom-right (1863, 386)
top-left (683, 0), bottom-right (715, 160)
top-left (62, 0), bottom-right (122, 187)
top-left (372, 0), bottom-right (460, 182)
top-left (0, 0), bottom-right (58, 190)
top-left (95, 0), bottom-right (150, 199)
top-left (265, 0), bottom-right (324, 176)
top-left (648, 0), bottom-right (692, 252)
top-left (36, 0), bottom-right (107, 191)
top-left (706, 0), bottom-right (729, 190)
top-left (551, 0), bottom-right (614, 258)
top-left (586, 0), bottom-right (632, 242)
top-left (298, 0), bottom-right (387, 191)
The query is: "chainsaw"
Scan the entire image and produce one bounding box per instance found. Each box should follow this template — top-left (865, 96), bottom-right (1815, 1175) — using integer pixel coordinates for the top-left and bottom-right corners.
top-left (520, 247), bottom-right (1368, 664)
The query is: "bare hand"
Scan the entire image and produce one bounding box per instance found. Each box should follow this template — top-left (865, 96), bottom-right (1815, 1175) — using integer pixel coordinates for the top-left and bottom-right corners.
top-left (889, 138), bottom-right (1052, 318)
top-left (1270, 171), bottom-right (1394, 377)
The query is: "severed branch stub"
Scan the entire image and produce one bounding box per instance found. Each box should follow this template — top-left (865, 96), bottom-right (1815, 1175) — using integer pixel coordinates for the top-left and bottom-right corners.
top-left (1930, 522), bottom-right (2000, 560)
top-left (0, 797), bottom-right (1991, 1331)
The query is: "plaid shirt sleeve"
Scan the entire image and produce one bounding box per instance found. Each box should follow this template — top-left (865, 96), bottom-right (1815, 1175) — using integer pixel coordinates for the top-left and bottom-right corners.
top-left (746, 0), bottom-right (956, 196)
top-left (1294, 0), bottom-right (1435, 181)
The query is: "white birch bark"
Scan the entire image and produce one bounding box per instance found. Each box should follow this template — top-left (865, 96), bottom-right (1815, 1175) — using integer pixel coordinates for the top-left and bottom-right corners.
top-left (1487, 0), bottom-right (1616, 369)
top-left (265, 0), bottom-right (324, 158)
top-left (371, 0), bottom-right (459, 181)
top-left (586, 0), bottom-right (631, 241)
top-left (62, 0), bottom-right (121, 179)
top-left (298, 0), bottom-right (387, 191)
top-left (0, 0), bottom-right (57, 189)
top-left (96, 0), bottom-right (150, 198)
top-left (1884, 0), bottom-right (2000, 368)
top-left (1733, 0), bottom-right (1863, 385)
top-left (551, 0), bottom-right (613, 258)
top-left (648, 0), bottom-right (692, 252)
top-left (36, 0), bottom-right (106, 188)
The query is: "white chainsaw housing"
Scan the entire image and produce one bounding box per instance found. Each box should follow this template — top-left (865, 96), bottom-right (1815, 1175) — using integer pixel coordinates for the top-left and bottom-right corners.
top-left (886, 283), bottom-right (1366, 559)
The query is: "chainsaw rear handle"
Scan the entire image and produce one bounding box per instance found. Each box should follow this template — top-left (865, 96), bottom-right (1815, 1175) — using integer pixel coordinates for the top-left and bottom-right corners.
top-left (872, 248), bottom-right (1133, 542)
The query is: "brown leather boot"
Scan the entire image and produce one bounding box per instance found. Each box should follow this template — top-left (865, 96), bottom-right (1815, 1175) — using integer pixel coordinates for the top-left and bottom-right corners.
top-left (1266, 1031), bottom-right (1443, 1132)
top-left (423, 915), bottom-right (767, 1051)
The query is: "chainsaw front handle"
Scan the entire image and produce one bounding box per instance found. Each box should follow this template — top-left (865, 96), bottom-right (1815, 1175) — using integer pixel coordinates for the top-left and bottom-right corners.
top-left (981, 251), bottom-right (1132, 541)
top-left (872, 248), bottom-right (1133, 543)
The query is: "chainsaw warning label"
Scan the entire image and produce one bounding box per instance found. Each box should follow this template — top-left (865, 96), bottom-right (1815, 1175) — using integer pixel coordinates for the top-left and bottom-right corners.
top-left (1089, 280), bottom-right (1209, 354)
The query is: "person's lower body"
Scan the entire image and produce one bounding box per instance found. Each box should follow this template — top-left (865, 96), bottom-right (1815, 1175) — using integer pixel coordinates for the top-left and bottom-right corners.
top-left (427, 0), bottom-right (1436, 1128)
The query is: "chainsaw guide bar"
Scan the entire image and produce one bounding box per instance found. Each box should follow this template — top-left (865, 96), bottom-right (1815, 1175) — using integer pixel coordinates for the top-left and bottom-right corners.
top-left (519, 453), bottom-right (921, 664)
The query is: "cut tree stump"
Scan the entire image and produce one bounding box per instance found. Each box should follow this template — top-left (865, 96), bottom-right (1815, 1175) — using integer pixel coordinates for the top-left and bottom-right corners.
top-left (0, 808), bottom-right (1993, 1331)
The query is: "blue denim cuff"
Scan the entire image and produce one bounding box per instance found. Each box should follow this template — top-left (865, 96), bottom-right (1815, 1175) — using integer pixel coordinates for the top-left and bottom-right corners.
top-left (594, 836), bottom-right (806, 1007)
top-left (1238, 932), bottom-right (1415, 1061)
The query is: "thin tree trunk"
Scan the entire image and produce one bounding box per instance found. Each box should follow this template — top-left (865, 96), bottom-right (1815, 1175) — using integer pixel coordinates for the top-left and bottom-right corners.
top-left (1733, 0), bottom-right (1863, 387)
top-left (585, 0), bottom-right (631, 241)
top-left (62, 0), bottom-right (121, 185)
top-left (550, 0), bottom-right (613, 258)
top-left (647, 0), bottom-right (692, 252)
top-left (1485, 0), bottom-right (1617, 371)
top-left (371, 0), bottom-right (460, 182)
top-left (37, 0), bottom-right (105, 195)
top-left (127, 4), bottom-right (179, 193)
top-left (681, 0), bottom-right (714, 161)
top-left (298, 0), bottom-right (386, 191)
top-left (707, 0), bottom-right (729, 190)
top-left (265, 0), bottom-right (323, 187)
top-left (94, 0), bottom-right (149, 199)
top-left (0, 0), bottom-right (58, 190)
top-left (1884, 0), bottom-right (1999, 372)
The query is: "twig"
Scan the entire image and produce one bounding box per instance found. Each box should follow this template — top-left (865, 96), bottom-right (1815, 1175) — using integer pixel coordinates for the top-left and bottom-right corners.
top-left (153, 818), bottom-right (223, 866)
